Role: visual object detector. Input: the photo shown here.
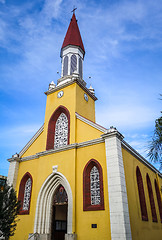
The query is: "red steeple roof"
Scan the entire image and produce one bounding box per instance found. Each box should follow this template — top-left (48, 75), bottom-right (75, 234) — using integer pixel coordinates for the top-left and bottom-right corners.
top-left (62, 13), bottom-right (85, 54)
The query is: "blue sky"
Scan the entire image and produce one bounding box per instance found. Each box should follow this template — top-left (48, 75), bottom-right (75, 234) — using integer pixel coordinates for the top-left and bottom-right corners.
top-left (0, 0), bottom-right (162, 176)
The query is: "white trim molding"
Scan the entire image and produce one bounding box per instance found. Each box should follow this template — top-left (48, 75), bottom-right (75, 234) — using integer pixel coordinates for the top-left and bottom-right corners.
top-left (122, 140), bottom-right (162, 177)
top-left (102, 128), bottom-right (132, 240)
top-left (75, 112), bottom-right (107, 133)
top-left (19, 124), bottom-right (44, 157)
top-left (34, 172), bottom-right (73, 236)
top-left (45, 78), bottom-right (97, 101)
top-left (17, 138), bottom-right (104, 162)
top-left (52, 165), bottom-right (58, 173)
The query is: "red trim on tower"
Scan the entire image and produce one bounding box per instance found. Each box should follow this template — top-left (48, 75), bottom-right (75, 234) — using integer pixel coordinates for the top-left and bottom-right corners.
top-left (62, 13), bottom-right (85, 54)
top-left (83, 159), bottom-right (104, 211)
top-left (46, 105), bottom-right (70, 150)
top-left (18, 172), bottom-right (33, 215)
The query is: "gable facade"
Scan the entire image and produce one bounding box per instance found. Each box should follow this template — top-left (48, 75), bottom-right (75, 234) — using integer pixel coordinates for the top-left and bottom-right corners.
top-left (7, 13), bottom-right (162, 240)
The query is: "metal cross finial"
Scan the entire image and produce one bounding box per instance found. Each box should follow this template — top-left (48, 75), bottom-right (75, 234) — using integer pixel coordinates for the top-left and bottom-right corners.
top-left (71, 6), bottom-right (77, 14)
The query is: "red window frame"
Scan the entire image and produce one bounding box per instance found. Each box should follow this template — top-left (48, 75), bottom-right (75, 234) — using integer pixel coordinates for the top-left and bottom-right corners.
top-left (136, 167), bottom-right (148, 221)
top-left (18, 172), bottom-right (33, 215)
top-left (154, 179), bottom-right (162, 223)
top-left (146, 174), bottom-right (157, 222)
top-left (46, 105), bottom-right (70, 150)
top-left (83, 159), bottom-right (104, 211)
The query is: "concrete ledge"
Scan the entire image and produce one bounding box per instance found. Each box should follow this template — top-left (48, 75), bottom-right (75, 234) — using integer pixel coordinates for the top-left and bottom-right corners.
top-left (65, 233), bottom-right (77, 240)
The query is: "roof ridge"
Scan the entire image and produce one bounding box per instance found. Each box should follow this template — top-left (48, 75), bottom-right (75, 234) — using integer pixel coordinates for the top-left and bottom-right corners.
top-left (75, 112), bottom-right (107, 132)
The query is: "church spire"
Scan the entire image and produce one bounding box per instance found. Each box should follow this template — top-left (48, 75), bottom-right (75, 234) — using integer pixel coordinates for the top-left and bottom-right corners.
top-left (59, 13), bottom-right (85, 83)
top-left (61, 13), bottom-right (85, 55)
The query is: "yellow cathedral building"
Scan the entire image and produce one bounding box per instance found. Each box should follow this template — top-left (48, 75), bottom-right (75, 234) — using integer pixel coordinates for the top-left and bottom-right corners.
top-left (7, 13), bottom-right (162, 240)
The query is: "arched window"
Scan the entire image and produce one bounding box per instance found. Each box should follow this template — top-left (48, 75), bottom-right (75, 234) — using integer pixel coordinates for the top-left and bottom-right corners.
top-left (46, 106), bottom-right (70, 150)
top-left (18, 172), bottom-right (33, 215)
top-left (83, 159), bottom-right (104, 211)
top-left (63, 56), bottom-right (68, 76)
top-left (136, 167), bottom-right (148, 221)
top-left (70, 54), bottom-right (77, 75)
top-left (146, 174), bottom-right (157, 222)
top-left (154, 179), bottom-right (162, 223)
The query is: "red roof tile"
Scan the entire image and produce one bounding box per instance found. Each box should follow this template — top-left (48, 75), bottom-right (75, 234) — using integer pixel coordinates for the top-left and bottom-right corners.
top-left (62, 13), bottom-right (85, 54)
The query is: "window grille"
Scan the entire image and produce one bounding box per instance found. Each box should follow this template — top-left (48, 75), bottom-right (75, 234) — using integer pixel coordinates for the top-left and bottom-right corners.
top-left (22, 178), bottom-right (32, 211)
top-left (54, 113), bottom-right (68, 149)
top-left (90, 166), bottom-right (100, 205)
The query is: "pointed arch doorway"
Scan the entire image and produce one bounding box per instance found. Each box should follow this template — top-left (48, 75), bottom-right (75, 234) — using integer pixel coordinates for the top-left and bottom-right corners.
top-left (51, 185), bottom-right (68, 240)
top-left (34, 171), bottom-right (73, 240)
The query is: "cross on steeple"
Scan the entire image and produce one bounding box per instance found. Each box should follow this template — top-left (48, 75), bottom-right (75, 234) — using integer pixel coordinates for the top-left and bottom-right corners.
top-left (71, 6), bottom-right (77, 14)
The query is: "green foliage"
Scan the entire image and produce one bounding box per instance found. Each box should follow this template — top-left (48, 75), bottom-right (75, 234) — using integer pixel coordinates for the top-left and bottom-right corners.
top-left (148, 113), bottom-right (162, 170)
top-left (0, 183), bottom-right (20, 240)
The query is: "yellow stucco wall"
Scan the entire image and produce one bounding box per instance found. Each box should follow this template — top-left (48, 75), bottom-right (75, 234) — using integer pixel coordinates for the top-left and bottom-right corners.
top-left (44, 82), bottom-right (96, 148)
top-left (22, 131), bottom-right (45, 158)
top-left (14, 148), bottom-right (76, 240)
top-left (75, 84), bottom-right (96, 122)
top-left (13, 143), bottom-right (111, 240)
top-left (122, 148), bottom-right (162, 240)
top-left (11, 81), bottom-right (162, 240)
top-left (76, 118), bottom-right (103, 143)
top-left (21, 82), bottom-right (96, 159)
top-left (76, 143), bottom-right (111, 240)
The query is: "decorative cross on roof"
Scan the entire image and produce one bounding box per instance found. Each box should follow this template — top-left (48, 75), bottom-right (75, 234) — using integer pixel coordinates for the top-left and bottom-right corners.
top-left (71, 7), bottom-right (77, 14)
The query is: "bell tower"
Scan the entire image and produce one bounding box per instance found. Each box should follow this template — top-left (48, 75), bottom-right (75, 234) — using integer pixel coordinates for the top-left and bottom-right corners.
top-left (44, 12), bottom-right (97, 147)
top-left (58, 13), bottom-right (85, 85)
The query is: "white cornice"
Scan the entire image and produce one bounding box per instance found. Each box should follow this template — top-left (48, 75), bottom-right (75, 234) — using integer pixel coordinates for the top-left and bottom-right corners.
top-left (19, 124), bottom-right (44, 157)
top-left (11, 122), bottom-right (161, 178)
top-left (121, 140), bottom-right (162, 177)
top-left (101, 128), bottom-right (124, 140)
top-left (75, 112), bottom-right (107, 133)
top-left (20, 154), bottom-right (39, 162)
top-left (77, 138), bottom-right (104, 148)
top-left (45, 78), bottom-right (97, 101)
top-left (38, 143), bottom-right (77, 157)
top-left (61, 44), bottom-right (85, 57)
top-left (17, 138), bottom-right (104, 162)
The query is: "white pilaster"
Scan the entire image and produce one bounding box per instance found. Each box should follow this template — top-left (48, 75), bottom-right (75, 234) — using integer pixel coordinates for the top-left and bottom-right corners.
top-left (102, 128), bottom-right (132, 240)
top-left (7, 154), bottom-right (20, 189)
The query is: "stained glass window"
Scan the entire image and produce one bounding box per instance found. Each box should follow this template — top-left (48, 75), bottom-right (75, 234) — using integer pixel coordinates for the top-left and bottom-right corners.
top-left (54, 113), bottom-right (68, 149)
top-left (90, 166), bottom-right (100, 205)
top-left (70, 54), bottom-right (77, 74)
top-left (22, 178), bottom-right (32, 211)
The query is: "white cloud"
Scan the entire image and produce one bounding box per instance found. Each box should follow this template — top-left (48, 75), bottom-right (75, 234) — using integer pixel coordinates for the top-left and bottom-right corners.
top-left (97, 106), bottom-right (153, 130)
top-left (42, 0), bottom-right (63, 20)
top-left (0, 124), bottom-right (42, 150)
top-left (0, 0), bottom-right (5, 4)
